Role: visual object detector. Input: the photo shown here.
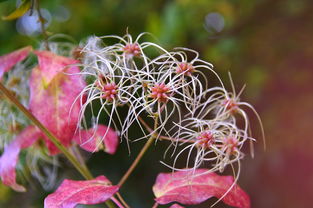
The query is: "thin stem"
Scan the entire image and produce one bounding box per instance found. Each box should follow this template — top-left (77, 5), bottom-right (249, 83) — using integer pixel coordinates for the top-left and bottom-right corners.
top-left (0, 82), bottom-right (92, 179)
top-left (35, 0), bottom-right (50, 50)
top-left (116, 193), bottom-right (130, 208)
top-left (137, 115), bottom-right (153, 132)
top-left (118, 115), bottom-right (159, 187)
top-left (111, 197), bottom-right (125, 208)
top-left (118, 136), bottom-right (155, 187)
top-left (70, 145), bottom-right (90, 174)
top-left (152, 202), bottom-right (158, 208)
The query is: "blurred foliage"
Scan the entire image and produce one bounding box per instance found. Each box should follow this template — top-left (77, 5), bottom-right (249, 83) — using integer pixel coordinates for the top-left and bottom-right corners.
top-left (1, 0), bottom-right (313, 207)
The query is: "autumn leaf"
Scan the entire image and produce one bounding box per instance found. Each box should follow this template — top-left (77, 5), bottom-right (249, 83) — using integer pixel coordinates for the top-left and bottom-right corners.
top-left (44, 176), bottom-right (119, 208)
top-left (0, 126), bottom-right (42, 192)
top-left (34, 50), bottom-right (80, 85)
top-left (153, 169), bottom-right (250, 208)
top-left (73, 124), bottom-right (119, 154)
top-left (2, 0), bottom-right (31, 20)
top-left (29, 51), bottom-right (85, 154)
top-left (0, 46), bottom-right (32, 79)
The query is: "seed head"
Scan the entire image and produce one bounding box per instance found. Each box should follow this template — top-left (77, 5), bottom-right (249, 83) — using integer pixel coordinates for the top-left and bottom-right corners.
top-left (196, 131), bottom-right (214, 148)
top-left (223, 136), bottom-right (239, 155)
top-left (123, 43), bottom-right (141, 58)
top-left (150, 83), bottom-right (171, 103)
top-left (222, 98), bottom-right (239, 114)
top-left (101, 82), bottom-right (117, 101)
top-left (176, 62), bottom-right (194, 76)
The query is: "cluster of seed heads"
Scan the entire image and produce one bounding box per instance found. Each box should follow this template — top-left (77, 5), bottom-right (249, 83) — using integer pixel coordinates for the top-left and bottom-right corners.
top-left (76, 33), bottom-right (264, 175)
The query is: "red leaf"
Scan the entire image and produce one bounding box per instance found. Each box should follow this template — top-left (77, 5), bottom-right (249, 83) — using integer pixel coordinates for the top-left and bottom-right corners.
top-left (0, 126), bottom-right (42, 192)
top-left (44, 176), bottom-right (119, 208)
top-left (34, 50), bottom-right (78, 85)
top-left (153, 169), bottom-right (250, 208)
top-left (73, 124), bottom-right (119, 154)
top-left (29, 51), bottom-right (85, 155)
top-left (0, 46), bottom-right (32, 79)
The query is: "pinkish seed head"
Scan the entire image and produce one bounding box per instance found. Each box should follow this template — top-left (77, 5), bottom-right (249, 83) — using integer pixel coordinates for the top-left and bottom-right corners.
top-left (123, 43), bottom-right (141, 58)
top-left (196, 131), bottom-right (214, 148)
top-left (176, 62), bottom-right (194, 76)
top-left (222, 98), bottom-right (238, 114)
top-left (102, 82), bottom-right (117, 101)
top-left (150, 83), bottom-right (171, 103)
top-left (223, 137), bottom-right (239, 154)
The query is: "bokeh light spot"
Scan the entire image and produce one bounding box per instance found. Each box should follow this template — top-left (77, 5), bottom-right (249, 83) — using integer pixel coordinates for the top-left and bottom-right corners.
top-left (204, 12), bottom-right (225, 33)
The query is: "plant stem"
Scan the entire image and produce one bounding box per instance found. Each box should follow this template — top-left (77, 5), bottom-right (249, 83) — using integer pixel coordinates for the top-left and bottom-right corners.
top-left (118, 116), bottom-right (158, 187)
top-left (152, 202), bottom-right (158, 208)
top-left (116, 193), bottom-right (130, 208)
top-left (111, 197), bottom-right (125, 208)
top-left (35, 0), bottom-right (50, 50)
top-left (118, 137), bottom-right (154, 186)
top-left (0, 82), bottom-right (92, 179)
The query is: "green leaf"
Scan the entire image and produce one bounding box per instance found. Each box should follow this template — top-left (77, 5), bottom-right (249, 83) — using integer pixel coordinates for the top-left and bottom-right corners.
top-left (2, 0), bottom-right (31, 20)
top-left (0, 0), bottom-right (10, 3)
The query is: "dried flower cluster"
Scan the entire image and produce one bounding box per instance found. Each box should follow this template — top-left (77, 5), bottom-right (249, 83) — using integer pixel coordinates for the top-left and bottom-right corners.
top-left (78, 33), bottom-right (264, 175)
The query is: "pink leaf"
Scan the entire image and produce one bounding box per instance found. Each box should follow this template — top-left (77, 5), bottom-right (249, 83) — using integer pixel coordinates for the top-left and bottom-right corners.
top-left (169, 204), bottom-right (185, 208)
top-left (29, 51), bottom-right (85, 155)
top-left (153, 169), bottom-right (250, 208)
top-left (0, 126), bottom-right (42, 192)
top-left (73, 124), bottom-right (119, 154)
top-left (34, 50), bottom-right (78, 85)
top-left (44, 176), bottom-right (119, 208)
top-left (0, 46), bottom-right (32, 79)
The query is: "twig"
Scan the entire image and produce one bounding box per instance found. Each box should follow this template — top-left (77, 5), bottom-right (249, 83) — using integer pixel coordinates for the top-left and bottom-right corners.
top-left (35, 0), bottom-right (50, 50)
top-left (152, 202), bottom-right (158, 208)
top-left (116, 193), bottom-right (130, 208)
top-left (118, 115), bottom-right (159, 187)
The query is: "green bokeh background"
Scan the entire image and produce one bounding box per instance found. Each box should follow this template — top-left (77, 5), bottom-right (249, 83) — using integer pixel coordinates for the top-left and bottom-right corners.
top-left (1, 0), bottom-right (313, 207)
